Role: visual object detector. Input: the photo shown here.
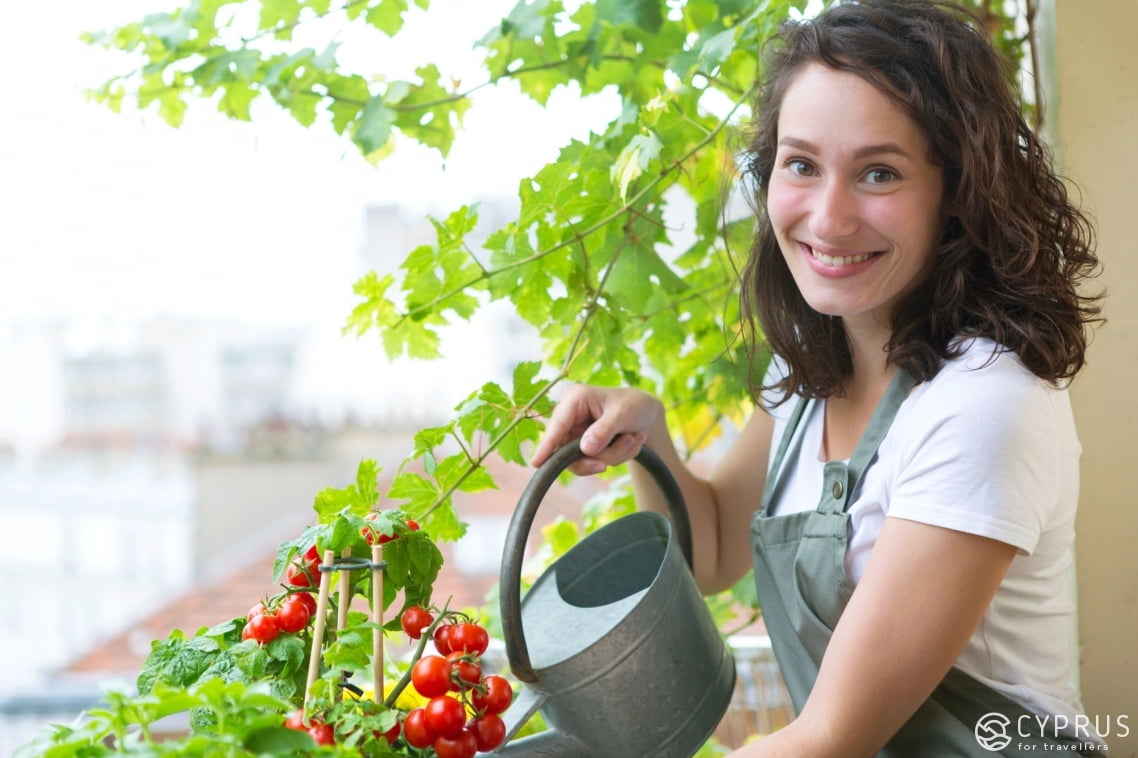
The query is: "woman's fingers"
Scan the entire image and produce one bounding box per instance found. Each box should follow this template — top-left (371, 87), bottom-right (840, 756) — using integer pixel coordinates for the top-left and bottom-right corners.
top-left (531, 385), bottom-right (618, 468)
top-left (529, 397), bottom-right (591, 467)
top-left (531, 385), bottom-right (657, 474)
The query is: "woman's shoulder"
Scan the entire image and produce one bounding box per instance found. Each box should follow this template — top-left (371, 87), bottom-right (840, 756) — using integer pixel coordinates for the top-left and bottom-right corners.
top-left (934, 336), bottom-right (1052, 387)
top-left (911, 336), bottom-right (1067, 423)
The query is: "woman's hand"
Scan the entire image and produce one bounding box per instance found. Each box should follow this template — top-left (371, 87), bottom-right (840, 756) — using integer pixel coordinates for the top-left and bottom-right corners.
top-left (529, 383), bottom-right (665, 476)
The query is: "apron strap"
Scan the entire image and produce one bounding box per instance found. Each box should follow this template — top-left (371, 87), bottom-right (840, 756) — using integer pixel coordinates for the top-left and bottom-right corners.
top-left (759, 394), bottom-right (813, 515)
top-left (844, 368), bottom-right (917, 506)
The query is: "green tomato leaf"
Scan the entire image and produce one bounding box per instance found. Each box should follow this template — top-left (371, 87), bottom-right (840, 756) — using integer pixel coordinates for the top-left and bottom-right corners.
top-left (354, 95), bottom-right (395, 155)
top-left (366, 0), bottom-right (410, 36)
top-left (595, 0), bottom-right (663, 32)
top-left (355, 458), bottom-right (381, 509)
top-left (245, 725), bottom-right (317, 753)
top-left (610, 132), bottom-right (662, 202)
top-left (259, 0), bottom-right (302, 32)
top-left (266, 634), bottom-right (306, 677)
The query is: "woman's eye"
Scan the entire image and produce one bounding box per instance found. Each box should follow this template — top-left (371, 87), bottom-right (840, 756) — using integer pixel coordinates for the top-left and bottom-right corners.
top-left (786, 159), bottom-right (815, 177)
top-left (865, 167), bottom-right (897, 184)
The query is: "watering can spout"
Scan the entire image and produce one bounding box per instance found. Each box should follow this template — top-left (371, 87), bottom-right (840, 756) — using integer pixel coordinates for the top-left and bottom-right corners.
top-left (489, 440), bottom-right (735, 758)
top-left (487, 728), bottom-right (591, 757)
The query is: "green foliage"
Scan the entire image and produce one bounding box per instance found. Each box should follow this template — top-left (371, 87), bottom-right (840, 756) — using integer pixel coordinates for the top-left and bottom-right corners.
top-left (80, 0), bottom-right (1030, 495)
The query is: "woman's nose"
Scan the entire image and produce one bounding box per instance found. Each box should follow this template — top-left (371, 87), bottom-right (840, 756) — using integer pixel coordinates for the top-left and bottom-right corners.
top-left (808, 180), bottom-right (859, 240)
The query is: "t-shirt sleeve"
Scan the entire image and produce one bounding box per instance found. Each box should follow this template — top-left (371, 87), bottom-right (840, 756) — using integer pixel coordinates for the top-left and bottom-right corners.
top-left (886, 352), bottom-right (1067, 555)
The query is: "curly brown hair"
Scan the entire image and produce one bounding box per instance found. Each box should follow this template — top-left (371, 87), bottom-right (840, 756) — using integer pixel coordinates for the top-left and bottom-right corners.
top-left (740, 0), bottom-right (1102, 402)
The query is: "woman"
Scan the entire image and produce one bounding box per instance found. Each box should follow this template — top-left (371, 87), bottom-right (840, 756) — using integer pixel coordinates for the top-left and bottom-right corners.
top-left (530, 1), bottom-right (1103, 755)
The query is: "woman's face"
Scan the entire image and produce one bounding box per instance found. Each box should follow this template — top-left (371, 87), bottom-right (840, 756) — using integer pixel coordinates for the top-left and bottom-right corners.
top-left (766, 64), bottom-right (945, 332)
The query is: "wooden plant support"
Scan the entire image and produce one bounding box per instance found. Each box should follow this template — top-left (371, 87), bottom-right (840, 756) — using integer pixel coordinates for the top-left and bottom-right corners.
top-left (302, 545), bottom-right (387, 705)
top-left (371, 543), bottom-right (385, 699)
top-left (304, 549), bottom-right (337, 704)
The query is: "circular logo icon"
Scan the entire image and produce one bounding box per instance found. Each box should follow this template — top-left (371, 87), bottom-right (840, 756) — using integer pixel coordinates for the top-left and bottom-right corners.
top-left (975, 712), bottom-right (1012, 751)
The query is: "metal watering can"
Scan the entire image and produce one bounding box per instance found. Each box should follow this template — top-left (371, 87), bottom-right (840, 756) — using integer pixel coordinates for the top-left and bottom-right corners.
top-left (488, 440), bottom-right (736, 757)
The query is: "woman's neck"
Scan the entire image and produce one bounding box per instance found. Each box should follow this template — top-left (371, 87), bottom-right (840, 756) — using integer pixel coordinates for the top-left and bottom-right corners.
top-left (822, 318), bottom-right (895, 460)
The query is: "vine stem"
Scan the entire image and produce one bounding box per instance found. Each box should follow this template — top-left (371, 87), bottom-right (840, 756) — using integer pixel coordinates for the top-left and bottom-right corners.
top-left (419, 365), bottom-right (571, 520)
top-left (383, 598), bottom-right (455, 709)
top-left (418, 132), bottom-right (656, 520)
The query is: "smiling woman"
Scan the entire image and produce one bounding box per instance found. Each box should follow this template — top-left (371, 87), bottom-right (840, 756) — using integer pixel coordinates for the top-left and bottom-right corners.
top-left (530, 1), bottom-right (1104, 756)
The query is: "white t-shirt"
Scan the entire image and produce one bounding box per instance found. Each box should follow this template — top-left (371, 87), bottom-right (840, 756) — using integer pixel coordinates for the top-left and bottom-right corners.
top-left (764, 338), bottom-right (1093, 737)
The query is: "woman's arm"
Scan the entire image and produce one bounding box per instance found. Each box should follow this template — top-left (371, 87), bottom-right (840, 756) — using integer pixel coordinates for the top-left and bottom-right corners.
top-left (729, 517), bottom-right (1017, 757)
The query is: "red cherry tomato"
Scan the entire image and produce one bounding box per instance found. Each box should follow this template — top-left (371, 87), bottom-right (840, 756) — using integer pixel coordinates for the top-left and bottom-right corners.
top-left (425, 695), bottom-right (468, 739)
top-left (400, 605), bottom-right (433, 639)
top-left (448, 622), bottom-right (490, 656)
top-left (308, 722), bottom-right (335, 746)
top-left (243, 612), bottom-right (279, 644)
top-left (362, 511), bottom-right (394, 545)
top-left (247, 603), bottom-right (266, 619)
top-left (407, 519), bottom-right (421, 531)
top-left (286, 561), bottom-right (314, 588)
top-left (434, 727), bottom-right (478, 758)
top-left (283, 709), bottom-right (307, 731)
top-left (403, 708), bottom-right (436, 748)
top-left (446, 651), bottom-right (482, 691)
top-left (468, 713), bottom-right (507, 751)
top-left (411, 655), bottom-right (452, 698)
top-left (377, 721), bottom-right (400, 745)
top-left (294, 591), bottom-right (318, 617)
top-left (433, 622), bottom-right (453, 655)
top-left (276, 594), bottom-right (312, 633)
top-left (303, 544), bottom-right (320, 562)
top-left (472, 675), bottom-right (514, 715)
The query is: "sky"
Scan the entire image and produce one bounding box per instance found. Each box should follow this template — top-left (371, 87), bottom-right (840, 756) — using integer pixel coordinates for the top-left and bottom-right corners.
top-left (0, 0), bottom-right (615, 330)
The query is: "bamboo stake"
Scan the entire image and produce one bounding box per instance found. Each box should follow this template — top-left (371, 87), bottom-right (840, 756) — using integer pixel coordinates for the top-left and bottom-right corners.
top-left (304, 549), bottom-right (336, 704)
top-left (336, 547), bottom-right (352, 702)
top-left (371, 544), bottom-right (384, 700)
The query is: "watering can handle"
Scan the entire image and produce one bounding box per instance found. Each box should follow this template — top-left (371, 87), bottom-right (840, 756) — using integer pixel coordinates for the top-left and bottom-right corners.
top-left (500, 439), bottom-right (694, 683)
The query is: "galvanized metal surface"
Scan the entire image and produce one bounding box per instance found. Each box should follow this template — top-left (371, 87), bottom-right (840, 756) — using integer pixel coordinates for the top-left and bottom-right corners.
top-left (492, 441), bottom-right (735, 758)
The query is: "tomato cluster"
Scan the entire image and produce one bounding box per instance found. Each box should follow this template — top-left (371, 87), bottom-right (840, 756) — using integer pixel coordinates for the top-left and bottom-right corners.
top-left (240, 545), bottom-right (320, 644)
top-left (400, 608), bottom-right (513, 757)
top-left (259, 520), bottom-right (515, 756)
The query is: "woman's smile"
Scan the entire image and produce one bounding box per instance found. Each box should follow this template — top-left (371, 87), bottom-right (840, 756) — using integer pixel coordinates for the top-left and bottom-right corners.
top-left (801, 242), bottom-right (885, 274)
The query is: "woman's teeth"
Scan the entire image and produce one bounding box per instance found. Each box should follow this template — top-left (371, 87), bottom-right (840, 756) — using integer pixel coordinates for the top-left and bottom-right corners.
top-left (812, 249), bottom-right (874, 266)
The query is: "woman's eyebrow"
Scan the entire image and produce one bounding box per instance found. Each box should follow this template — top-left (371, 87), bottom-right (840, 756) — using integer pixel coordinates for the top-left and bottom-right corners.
top-left (777, 136), bottom-right (913, 161)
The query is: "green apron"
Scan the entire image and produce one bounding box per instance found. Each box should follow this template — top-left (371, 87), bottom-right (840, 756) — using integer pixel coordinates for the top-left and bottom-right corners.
top-left (750, 369), bottom-right (1098, 756)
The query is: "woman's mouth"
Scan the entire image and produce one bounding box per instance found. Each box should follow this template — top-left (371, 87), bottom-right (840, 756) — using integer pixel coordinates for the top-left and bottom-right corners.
top-left (809, 246), bottom-right (882, 266)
